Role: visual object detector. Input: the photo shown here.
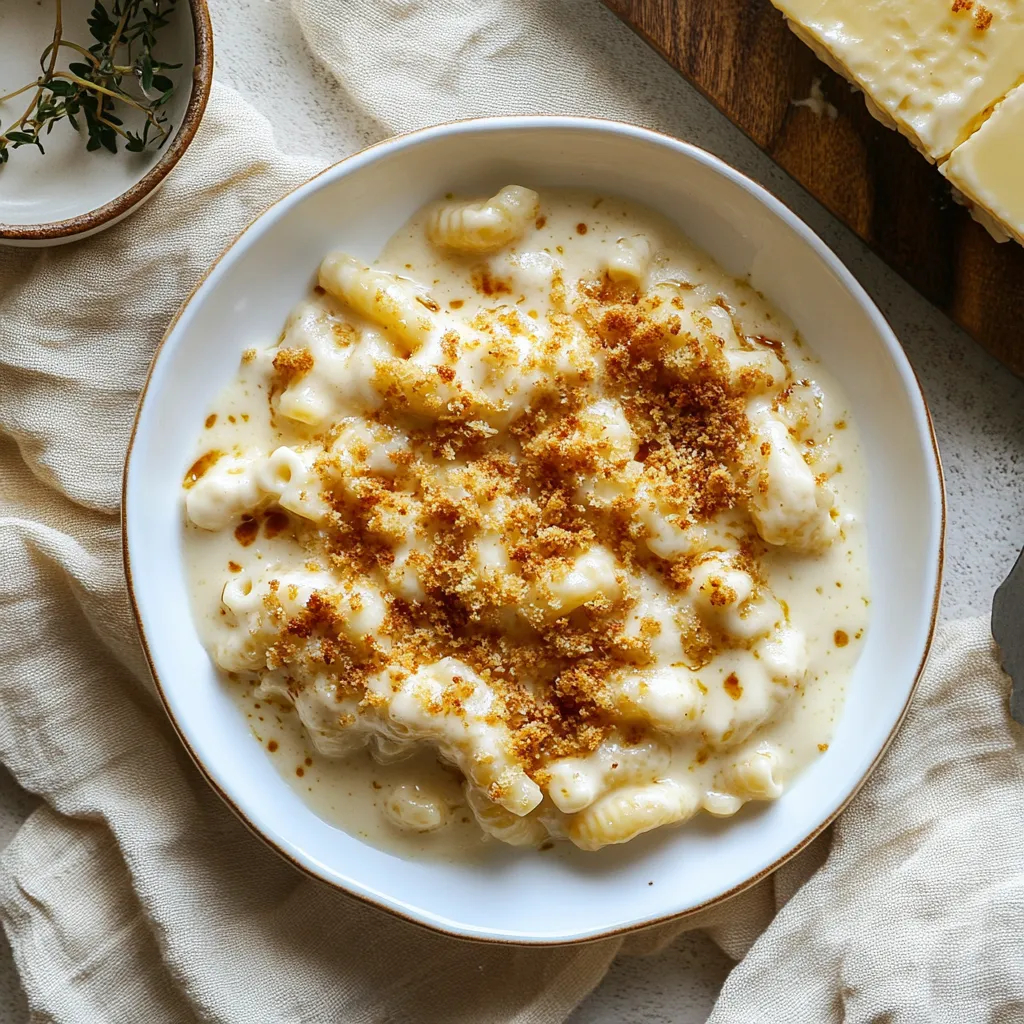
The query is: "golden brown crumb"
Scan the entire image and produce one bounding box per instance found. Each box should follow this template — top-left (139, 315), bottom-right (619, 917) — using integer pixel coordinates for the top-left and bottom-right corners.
top-left (182, 450), bottom-right (222, 489)
top-left (234, 516), bottom-right (259, 547)
top-left (974, 5), bottom-right (993, 29)
top-left (705, 577), bottom-right (737, 607)
top-left (236, 260), bottom-right (806, 779)
top-left (273, 347), bottom-right (315, 385)
top-left (471, 267), bottom-right (512, 296)
top-left (332, 322), bottom-right (357, 346)
top-left (723, 673), bottom-right (743, 700)
top-left (834, 629), bottom-right (849, 647)
top-left (204, 413), bottom-right (217, 429)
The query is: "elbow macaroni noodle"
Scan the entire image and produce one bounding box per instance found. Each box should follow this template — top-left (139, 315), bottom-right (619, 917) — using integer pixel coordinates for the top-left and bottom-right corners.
top-left (183, 186), bottom-right (869, 854)
top-left (428, 185), bottom-right (540, 253)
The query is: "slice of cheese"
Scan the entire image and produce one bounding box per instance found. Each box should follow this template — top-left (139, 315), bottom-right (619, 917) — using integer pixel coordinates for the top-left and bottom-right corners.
top-left (942, 83), bottom-right (1024, 245)
top-left (772, 0), bottom-right (1024, 161)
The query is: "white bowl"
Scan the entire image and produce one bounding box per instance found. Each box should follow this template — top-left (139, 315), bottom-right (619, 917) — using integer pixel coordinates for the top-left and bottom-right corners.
top-left (0, 0), bottom-right (212, 246)
top-left (124, 118), bottom-right (944, 944)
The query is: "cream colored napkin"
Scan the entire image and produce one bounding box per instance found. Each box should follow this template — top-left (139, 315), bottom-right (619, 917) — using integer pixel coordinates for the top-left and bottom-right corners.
top-left (709, 619), bottom-right (1024, 1022)
top-left (0, 2), bottom-right (1021, 1023)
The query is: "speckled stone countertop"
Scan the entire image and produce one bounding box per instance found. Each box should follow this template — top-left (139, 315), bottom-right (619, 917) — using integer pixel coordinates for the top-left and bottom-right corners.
top-left (0, 2), bottom-right (1021, 1020)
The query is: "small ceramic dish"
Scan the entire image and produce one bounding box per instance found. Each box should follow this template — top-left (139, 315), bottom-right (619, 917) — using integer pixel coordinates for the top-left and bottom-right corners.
top-left (0, 0), bottom-right (212, 246)
top-left (124, 118), bottom-right (944, 944)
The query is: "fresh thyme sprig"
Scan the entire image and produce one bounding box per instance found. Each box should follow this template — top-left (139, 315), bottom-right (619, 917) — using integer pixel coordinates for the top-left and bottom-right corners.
top-left (0, 0), bottom-right (181, 167)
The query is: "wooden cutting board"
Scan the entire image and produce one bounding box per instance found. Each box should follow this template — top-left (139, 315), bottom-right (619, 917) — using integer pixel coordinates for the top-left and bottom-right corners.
top-left (603, 0), bottom-right (1024, 377)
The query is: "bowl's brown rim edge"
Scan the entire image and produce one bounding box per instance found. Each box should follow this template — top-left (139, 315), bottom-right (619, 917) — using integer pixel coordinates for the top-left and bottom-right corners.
top-left (0, 0), bottom-right (214, 242)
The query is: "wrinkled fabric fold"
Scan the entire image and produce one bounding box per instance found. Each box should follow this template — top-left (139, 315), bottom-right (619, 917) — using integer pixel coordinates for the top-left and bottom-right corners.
top-left (707, 619), bottom-right (1024, 1023)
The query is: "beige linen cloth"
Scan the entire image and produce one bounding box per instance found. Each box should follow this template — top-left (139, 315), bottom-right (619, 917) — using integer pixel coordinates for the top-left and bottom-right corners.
top-left (1, 2), bottom-right (1022, 1021)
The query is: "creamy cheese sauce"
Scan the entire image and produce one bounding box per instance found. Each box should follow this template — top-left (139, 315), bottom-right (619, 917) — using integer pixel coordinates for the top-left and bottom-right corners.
top-left (184, 188), bottom-right (869, 860)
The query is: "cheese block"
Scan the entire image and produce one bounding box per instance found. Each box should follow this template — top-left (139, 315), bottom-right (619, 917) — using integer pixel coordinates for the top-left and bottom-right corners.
top-left (772, 0), bottom-right (1024, 162)
top-left (942, 84), bottom-right (1024, 246)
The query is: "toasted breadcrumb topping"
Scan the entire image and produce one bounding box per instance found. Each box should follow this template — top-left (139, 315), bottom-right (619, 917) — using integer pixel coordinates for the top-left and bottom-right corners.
top-left (258, 270), bottom-right (800, 772)
top-left (272, 347), bottom-right (315, 383)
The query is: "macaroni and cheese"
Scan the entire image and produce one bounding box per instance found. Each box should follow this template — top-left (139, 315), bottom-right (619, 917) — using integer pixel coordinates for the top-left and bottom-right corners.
top-left (184, 186), bottom-right (869, 855)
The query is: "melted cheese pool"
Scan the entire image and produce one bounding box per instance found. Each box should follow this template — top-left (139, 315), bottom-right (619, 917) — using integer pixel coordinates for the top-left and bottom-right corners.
top-left (183, 186), bottom-right (869, 859)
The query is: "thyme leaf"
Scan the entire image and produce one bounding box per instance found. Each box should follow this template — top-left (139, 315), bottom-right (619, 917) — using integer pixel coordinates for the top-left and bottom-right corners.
top-left (0, 0), bottom-right (180, 168)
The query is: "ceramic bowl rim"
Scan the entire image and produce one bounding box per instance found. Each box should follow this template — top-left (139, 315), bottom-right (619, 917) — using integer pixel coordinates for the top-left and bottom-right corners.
top-left (122, 115), bottom-right (945, 945)
top-left (0, 0), bottom-right (214, 242)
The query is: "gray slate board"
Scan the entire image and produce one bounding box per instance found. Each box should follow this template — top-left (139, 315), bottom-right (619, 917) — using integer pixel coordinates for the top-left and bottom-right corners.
top-left (993, 546), bottom-right (1024, 723)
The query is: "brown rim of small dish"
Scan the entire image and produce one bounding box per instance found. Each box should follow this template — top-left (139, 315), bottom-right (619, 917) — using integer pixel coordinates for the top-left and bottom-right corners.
top-left (0, 0), bottom-right (213, 243)
top-left (122, 117), bottom-right (947, 946)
